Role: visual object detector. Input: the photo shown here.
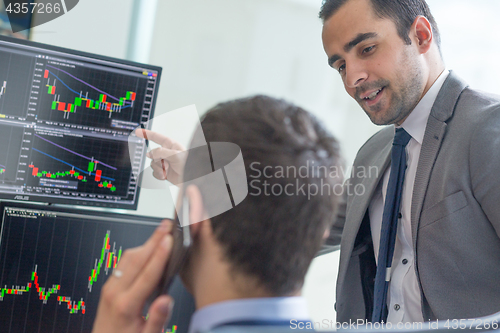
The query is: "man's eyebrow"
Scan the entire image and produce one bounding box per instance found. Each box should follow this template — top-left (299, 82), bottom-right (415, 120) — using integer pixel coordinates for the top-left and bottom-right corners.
top-left (327, 32), bottom-right (378, 68)
top-left (344, 32), bottom-right (378, 53)
top-left (328, 55), bottom-right (341, 68)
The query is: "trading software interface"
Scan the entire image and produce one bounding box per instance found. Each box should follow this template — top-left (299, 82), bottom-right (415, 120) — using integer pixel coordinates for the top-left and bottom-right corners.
top-left (0, 202), bottom-right (163, 333)
top-left (0, 36), bottom-right (161, 209)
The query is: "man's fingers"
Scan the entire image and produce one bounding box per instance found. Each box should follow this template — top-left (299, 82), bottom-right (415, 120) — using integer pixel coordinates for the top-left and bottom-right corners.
top-left (146, 147), bottom-right (184, 162)
top-left (147, 147), bottom-right (186, 184)
top-left (127, 233), bottom-right (173, 303)
top-left (142, 296), bottom-right (174, 333)
top-left (161, 160), bottom-right (168, 180)
top-left (110, 220), bottom-right (173, 289)
top-left (150, 160), bottom-right (168, 180)
top-left (136, 129), bottom-right (179, 149)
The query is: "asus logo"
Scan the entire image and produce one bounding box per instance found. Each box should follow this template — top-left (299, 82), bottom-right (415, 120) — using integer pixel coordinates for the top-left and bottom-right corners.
top-left (14, 196), bottom-right (29, 201)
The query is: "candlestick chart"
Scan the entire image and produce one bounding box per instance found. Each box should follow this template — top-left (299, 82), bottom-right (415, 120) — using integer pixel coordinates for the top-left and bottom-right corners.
top-left (27, 132), bottom-right (134, 198)
top-left (38, 64), bottom-right (148, 128)
top-left (0, 205), bottom-right (159, 333)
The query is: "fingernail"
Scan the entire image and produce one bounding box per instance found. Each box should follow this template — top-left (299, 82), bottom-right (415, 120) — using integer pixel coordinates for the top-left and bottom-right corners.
top-left (157, 298), bottom-right (174, 316)
top-left (161, 235), bottom-right (173, 249)
top-left (158, 219), bottom-right (171, 231)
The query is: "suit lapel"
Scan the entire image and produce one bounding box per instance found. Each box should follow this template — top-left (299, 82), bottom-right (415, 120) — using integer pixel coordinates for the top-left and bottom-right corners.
top-left (411, 71), bottom-right (469, 249)
top-left (337, 136), bottom-right (392, 285)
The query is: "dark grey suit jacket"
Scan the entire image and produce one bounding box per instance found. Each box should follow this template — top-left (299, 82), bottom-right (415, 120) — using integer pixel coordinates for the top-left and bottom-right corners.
top-left (326, 71), bottom-right (500, 322)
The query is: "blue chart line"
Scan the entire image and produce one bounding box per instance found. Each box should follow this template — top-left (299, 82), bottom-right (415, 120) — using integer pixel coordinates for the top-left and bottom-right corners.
top-left (32, 148), bottom-right (115, 181)
top-left (46, 65), bottom-right (132, 108)
top-left (34, 134), bottom-right (117, 171)
top-left (0, 164), bottom-right (5, 168)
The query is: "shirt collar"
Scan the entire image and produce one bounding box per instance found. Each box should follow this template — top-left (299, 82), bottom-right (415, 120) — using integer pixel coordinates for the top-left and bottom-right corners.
top-left (399, 69), bottom-right (450, 144)
top-left (188, 297), bottom-right (310, 333)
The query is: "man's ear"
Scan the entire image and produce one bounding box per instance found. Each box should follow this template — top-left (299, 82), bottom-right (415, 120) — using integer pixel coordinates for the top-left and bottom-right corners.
top-left (412, 16), bottom-right (433, 54)
top-left (185, 185), bottom-right (205, 237)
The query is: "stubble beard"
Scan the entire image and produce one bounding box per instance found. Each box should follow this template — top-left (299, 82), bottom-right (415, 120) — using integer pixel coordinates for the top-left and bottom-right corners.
top-left (359, 47), bottom-right (425, 126)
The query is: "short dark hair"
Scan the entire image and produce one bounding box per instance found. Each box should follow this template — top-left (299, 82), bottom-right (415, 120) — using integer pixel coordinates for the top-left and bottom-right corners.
top-left (184, 95), bottom-right (342, 295)
top-left (319, 0), bottom-right (441, 51)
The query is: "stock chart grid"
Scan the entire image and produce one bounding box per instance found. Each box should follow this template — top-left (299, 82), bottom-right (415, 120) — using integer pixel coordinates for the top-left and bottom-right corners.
top-left (0, 36), bottom-right (160, 209)
top-left (0, 123), bottom-right (24, 184)
top-left (27, 132), bottom-right (134, 199)
top-left (38, 63), bottom-right (149, 128)
top-left (0, 49), bottom-right (34, 119)
top-left (0, 205), bottom-right (160, 333)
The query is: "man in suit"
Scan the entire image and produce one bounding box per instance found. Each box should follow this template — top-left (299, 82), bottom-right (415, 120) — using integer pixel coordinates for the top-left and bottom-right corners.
top-left (320, 0), bottom-right (500, 324)
top-left (91, 96), bottom-right (342, 333)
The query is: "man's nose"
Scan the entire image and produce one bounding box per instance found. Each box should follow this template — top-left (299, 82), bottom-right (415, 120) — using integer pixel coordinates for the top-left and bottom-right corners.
top-left (345, 62), bottom-right (368, 89)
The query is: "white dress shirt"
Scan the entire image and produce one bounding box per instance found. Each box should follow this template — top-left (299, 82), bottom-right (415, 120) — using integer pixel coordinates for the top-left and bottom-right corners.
top-left (369, 70), bottom-right (449, 323)
top-left (188, 297), bottom-right (310, 333)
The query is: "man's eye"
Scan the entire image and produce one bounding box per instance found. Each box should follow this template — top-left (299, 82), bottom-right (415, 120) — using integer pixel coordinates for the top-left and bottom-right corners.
top-left (338, 64), bottom-right (346, 73)
top-left (362, 46), bottom-right (374, 54)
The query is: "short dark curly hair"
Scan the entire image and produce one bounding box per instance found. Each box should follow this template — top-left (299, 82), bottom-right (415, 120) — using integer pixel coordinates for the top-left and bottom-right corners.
top-left (183, 95), bottom-right (342, 295)
top-left (319, 0), bottom-right (441, 52)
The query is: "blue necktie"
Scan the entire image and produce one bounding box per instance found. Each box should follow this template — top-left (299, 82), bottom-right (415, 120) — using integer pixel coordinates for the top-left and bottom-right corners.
top-left (372, 128), bottom-right (412, 323)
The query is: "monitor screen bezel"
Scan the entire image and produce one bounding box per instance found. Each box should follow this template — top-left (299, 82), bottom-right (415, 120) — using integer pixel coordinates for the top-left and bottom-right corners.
top-left (0, 200), bottom-right (164, 232)
top-left (0, 200), bottom-right (165, 332)
top-left (0, 35), bottom-right (162, 210)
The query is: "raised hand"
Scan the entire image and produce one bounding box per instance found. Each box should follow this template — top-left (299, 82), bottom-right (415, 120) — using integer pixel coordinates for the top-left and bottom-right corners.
top-left (136, 129), bottom-right (186, 185)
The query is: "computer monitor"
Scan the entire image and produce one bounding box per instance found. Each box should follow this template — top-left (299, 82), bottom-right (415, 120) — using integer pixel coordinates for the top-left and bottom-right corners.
top-left (0, 35), bottom-right (161, 209)
top-left (0, 201), bottom-right (195, 333)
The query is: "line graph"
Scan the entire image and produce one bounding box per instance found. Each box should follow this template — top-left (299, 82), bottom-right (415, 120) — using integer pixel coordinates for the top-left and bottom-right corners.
top-left (0, 206), bottom-right (158, 333)
top-left (30, 148), bottom-right (115, 182)
top-left (44, 67), bottom-right (136, 119)
top-left (34, 134), bottom-right (117, 171)
top-left (46, 65), bottom-right (136, 105)
top-left (27, 133), bottom-right (133, 197)
top-left (37, 63), bottom-right (147, 128)
top-left (28, 150), bottom-right (117, 191)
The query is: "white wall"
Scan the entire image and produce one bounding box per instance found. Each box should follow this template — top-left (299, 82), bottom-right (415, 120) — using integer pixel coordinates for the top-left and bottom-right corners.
top-left (427, 0), bottom-right (500, 93)
top-left (30, 0), bottom-right (134, 59)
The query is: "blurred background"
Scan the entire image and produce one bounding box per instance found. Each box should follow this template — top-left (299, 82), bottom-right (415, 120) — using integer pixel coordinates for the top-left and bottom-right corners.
top-left (4, 0), bottom-right (499, 327)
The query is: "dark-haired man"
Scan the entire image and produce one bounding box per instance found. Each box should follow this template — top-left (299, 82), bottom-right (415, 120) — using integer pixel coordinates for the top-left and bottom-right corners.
top-left (91, 96), bottom-right (342, 333)
top-left (320, 0), bottom-right (500, 324)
